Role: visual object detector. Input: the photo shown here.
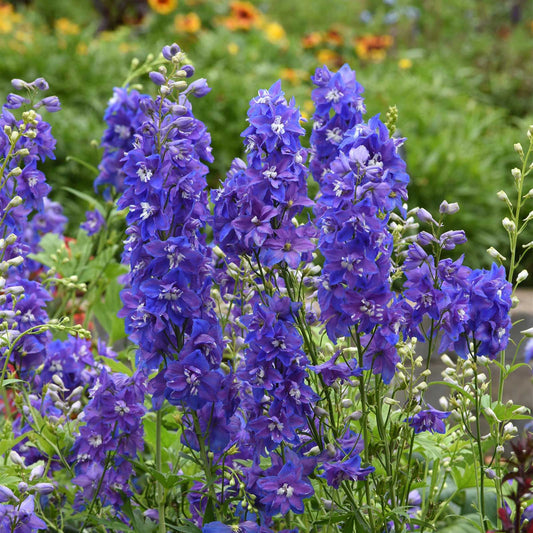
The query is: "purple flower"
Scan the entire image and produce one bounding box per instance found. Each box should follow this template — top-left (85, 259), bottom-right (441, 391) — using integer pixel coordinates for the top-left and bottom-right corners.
top-left (80, 209), bottom-right (106, 236)
top-left (407, 406), bottom-right (450, 434)
top-left (257, 460), bottom-right (314, 515)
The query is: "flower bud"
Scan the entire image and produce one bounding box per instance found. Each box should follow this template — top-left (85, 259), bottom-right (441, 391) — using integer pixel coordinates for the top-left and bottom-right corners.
top-left (514, 143), bottom-right (524, 157)
top-left (517, 270), bottom-right (528, 284)
top-left (29, 464), bottom-right (44, 481)
top-left (487, 247), bottom-right (506, 262)
top-left (18, 482), bottom-right (28, 493)
top-left (496, 190), bottom-right (511, 206)
top-left (512, 168), bottom-right (522, 182)
top-left (149, 71), bottom-right (166, 86)
top-left (0, 485), bottom-right (17, 503)
top-left (9, 450), bottom-right (25, 466)
top-left (502, 217), bottom-right (516, 233)
top-left (439, 200), bottom-right (460, 215)
top-left (416, 208), bottom-right (437, 225)
top-left (32, 483), bottom-right (54, 495)
top-left (340, 399), bottom-right (353, 409)
top-left (162, 43), bottom-right (180, 60)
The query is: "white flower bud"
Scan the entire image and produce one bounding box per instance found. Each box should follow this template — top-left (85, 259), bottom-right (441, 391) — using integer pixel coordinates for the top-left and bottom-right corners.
top-left (487, 247), bottom-right (506, 262)
top-left (496, 190), bottom-right (511, 204)
top-left (483, 407), bottom-right (500, 422)
top-left (9, 450), bottom-right (25, 466)
top-left (517, 270), bottom-right (529, 284)
top-left (514, 143), bottom-right (524, 157)
top-left (502, 217), bottom-right (516, 233)
top-left (521, 327), bottom-right (533, 337)
top-left (512, 168), bottom-right (522, 181)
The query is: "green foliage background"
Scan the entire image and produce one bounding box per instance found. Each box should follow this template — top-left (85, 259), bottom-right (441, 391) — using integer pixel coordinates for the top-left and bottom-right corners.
top-left (0, 0), bottom-right (531, 270)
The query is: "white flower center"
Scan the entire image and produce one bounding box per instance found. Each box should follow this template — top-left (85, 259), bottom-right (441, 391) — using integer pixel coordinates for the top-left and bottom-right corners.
top-left (325, 88), bottom-right (342, 103)
top-left (271, 116), bottom-right (285, 135)
top-left (277, 483), bottom-right (294, 498)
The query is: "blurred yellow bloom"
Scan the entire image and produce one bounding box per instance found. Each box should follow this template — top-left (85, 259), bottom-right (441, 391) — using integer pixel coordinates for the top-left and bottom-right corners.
top-left (316, 48), bottom-right (341, 66)
top-left (119, 42), bottom-right (137, 54)
top-left (55, 18), bottom-right (80, 35)
top-left (303, 99), bottom-right (315, 115)
top-left (398, 58), bottom-right (412, 69)
top-left (279, 68), bottom-right (306, 85)
top-left (174, 12), bottom-right (201, 33)
top-left (222, 1), bottom-right (262, 31)
top-left (264, 22), bottom-right (285, 43)
top-left (76, 42), bottom-right (89, 55)
top-left (355, 34), bottom-right (393, 62)
top-left (148, 0), bottom-right (178, 15)
top-left (0, 3), bottom-right (21, 34)
top-left (227, 42), bottom-right (239, 55)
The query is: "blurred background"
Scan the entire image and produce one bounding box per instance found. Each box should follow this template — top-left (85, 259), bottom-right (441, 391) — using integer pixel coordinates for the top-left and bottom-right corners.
top-left (1, 0), bottom-right (532, 271)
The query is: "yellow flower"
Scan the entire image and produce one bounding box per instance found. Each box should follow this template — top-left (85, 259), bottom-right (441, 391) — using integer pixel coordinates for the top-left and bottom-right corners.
top-left (0, 3), bottom-right (19, 34)
top-left (264, 21), bottom-right (285, 43)
top-left (119, 42), bottom-right (137, 54)
top-left (148, 0), bottom-right (178, 15)
top-left (316, 48), bottom-right (341, 66)
top-left (76, 42), bottom-right (89, 55)
top-left (398, 58), bottom-right (412, 70)
top-left (55, 17), bottom-right (80, 35)
top-left (279, 68), bottom-right (306, 85)
top-left (174, 12), bottom-right (201, 33)
top-left (227, 42), bottom-right (239, 55)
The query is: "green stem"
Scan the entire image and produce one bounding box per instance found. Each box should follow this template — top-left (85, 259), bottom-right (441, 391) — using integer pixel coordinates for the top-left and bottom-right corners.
top-left (473, 357), bottom-right (488, 531)
top-left (156, 409), bottom-right (166, 533)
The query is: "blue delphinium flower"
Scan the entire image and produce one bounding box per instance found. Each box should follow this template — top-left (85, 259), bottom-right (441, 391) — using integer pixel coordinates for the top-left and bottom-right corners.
top-left (95, 87), bottom-right (147, 198)
top-left (71, 369), bottom-right (146, 510)
top-left (309, 64), bottom-right (366, 184)
top-left (212, 80), bottom-right (314, 268)
top-left (314, 81), bottom-right (409, 382)
top-left (80, 209), bottom-right (106, 236)
top-left (0, 79), bottom-right (63, 380)
top-left (407, 406), bottom-right (450, 434)
top-left (256, 460), bottom-right (314, 515)
top-left (0, 494), bottom-right (47, 532)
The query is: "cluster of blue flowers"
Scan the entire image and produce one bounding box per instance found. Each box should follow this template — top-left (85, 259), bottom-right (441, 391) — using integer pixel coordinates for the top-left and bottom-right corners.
top-left (212, 80), bottom-right (314, 267)
top-left (0, 46), bottom-right (518, 532)
top-left (72, 368), bottom-right (146, 511)
top-left (402, 216), bottom-right (512, 359)
top-left (311, 65), bottom-right (409, 384)
top-left (95, 87), bottom-right (147, 198)
top-left (0, 78), bottom-right (63, 380)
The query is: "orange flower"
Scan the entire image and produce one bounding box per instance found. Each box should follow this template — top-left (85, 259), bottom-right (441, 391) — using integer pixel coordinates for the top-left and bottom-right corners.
top-left (324, 28), bottom-right (343, 47)
top-left (175, 12), bottom-right (201, 33)
top-left (301, 31), bottom-right (322, 49)
top-left (223, 1), bottom-right (262, 31)
top-left (355, 34), bottom-right (393, 62)
top-left (148, 0), bottom-right (178, 15)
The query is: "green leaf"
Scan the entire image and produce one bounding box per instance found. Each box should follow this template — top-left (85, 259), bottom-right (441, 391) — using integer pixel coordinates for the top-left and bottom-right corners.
top-left (0, 434), bottom-right (27, 457)
top-left (99, 355), bottom-right (133, 377)
top-left (62, 184), bottom-right (105, 212)
top-left (429, 380), bottom-right (475, 403)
